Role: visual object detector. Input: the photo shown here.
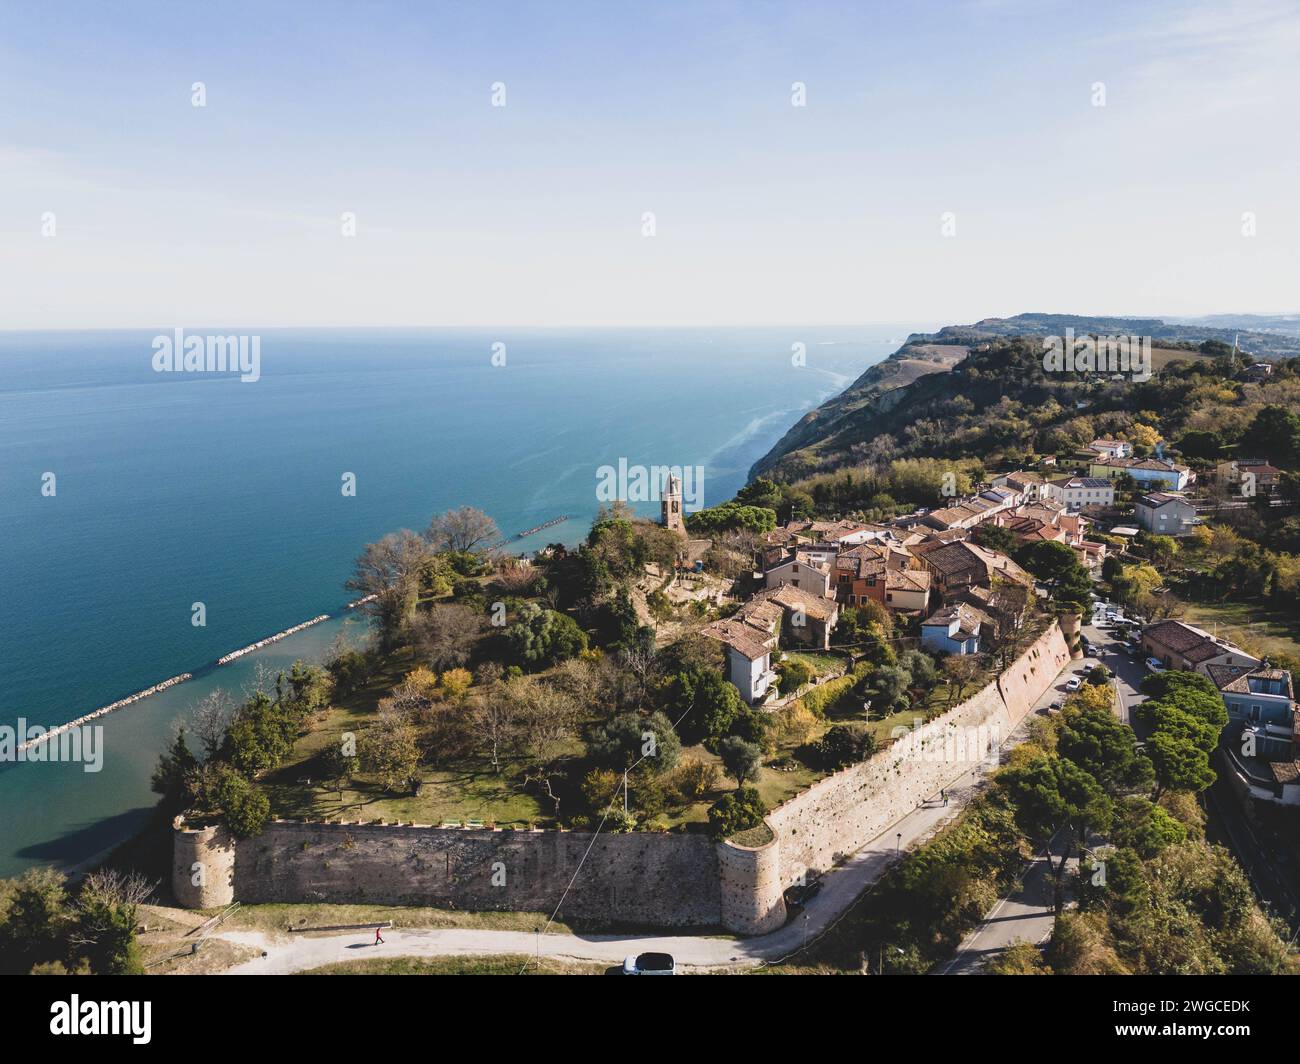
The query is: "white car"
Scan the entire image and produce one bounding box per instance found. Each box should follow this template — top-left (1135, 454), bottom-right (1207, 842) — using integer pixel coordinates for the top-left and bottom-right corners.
top-left (1064, 677), bottom-right (1082, 691)
top-left (1145, 657), bottom-right (1166, 673)
top-left (623, 952), bottom-right (676, 975)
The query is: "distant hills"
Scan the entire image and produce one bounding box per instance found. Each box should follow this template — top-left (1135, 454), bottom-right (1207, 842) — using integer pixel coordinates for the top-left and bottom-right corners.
top-left (748, 312), bottom-right (1300, 482)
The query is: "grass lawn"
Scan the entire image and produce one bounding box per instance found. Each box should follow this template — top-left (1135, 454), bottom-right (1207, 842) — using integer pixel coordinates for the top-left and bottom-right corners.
top-left (262, 643), bottom-right (554, 826)
top-left (1179, 600), bottom-right (1300, 662)
top-left (781, 651), bottom-right (847, 677)
top-left (221, 902), bottom-right (571, 936)
top-left (302, 953), bottom-right (609, 975)
top-left (266, 759), bottom-right (549, 827)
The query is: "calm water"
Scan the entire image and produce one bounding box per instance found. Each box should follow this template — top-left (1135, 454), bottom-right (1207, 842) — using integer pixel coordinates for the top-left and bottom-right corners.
top-left (0, 325), bottom-right (928, 875)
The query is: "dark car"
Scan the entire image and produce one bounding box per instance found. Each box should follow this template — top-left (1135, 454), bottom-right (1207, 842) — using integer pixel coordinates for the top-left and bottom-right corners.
top-left (784, 877), bottom-right (824, 911)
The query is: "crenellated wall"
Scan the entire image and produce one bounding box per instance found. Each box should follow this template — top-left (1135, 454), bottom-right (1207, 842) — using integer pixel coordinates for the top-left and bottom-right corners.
top-left (174, 621), bottom-right (1068, 935)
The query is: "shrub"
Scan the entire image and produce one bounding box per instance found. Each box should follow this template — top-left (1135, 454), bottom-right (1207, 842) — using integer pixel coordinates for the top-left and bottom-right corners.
top-left (801, 662), bottom-right (871, 718)
top-left (667, 758), bottom-right (721, 801)
top-left (218, 773), bottom-right (271, 838)
top-left (707, 786), bottom-right (768, 839)
top-left (776, 658), bottom-right (815, 695)
top-left (801, 724), bottom-right (876, 771)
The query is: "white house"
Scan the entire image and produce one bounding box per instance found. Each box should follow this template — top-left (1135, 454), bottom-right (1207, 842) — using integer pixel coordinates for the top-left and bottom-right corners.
top-left (701, 618), bottom-right (778, 704)
top-left (1089, 438), bottom-right (1133, 459)
top-left (1042, 476), bottom-right (1115, 511)
top-left (1089, 457), bottom-right (1192, 491)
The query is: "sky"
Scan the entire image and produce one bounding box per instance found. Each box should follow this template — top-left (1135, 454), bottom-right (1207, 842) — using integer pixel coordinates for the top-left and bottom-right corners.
top-left (1, 0), bottom-right (1297, 328)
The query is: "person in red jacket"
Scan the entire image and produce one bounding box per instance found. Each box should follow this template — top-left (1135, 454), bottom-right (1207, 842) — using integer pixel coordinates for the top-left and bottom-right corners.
top-left (375, 925), bottom-right (385, 945)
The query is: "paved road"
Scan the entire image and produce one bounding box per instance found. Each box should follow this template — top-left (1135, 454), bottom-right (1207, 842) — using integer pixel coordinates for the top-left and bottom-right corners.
top-left (218, 653), bottom-right (1077, 975)
top-left (941, 614), bottom-right (1144, 975)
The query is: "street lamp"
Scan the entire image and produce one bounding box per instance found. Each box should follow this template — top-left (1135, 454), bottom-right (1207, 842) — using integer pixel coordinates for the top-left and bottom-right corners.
top-left (895, 832), bottom-right (902, 854)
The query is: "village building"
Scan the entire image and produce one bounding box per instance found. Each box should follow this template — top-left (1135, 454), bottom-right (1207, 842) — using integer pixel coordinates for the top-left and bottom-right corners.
top-left (1141, 620), bottom-right (1262, 675)
top-left (702, 585), bottom-right (839, 704)
top-left (916, 540), bottom-right (1031, 599)
top-left (1214, 458), bottom-right (1283, 497)
top-left (1134, 491), bottom-right (1197, 536)
top-left (1042, 476), bottom-right (1115, 512)
top-left (991, 470), bottom-right (1046, 502)
top-left (921, 602), bottom-right (989, 655)
top-left (1210, 664), bottom-right (1296, 763)
top-left (1087, 438), bottom-right (1134, 460)
top-left (763, 550), bottom-right (834, 598)
top-left (1088, 456), bottom-right (1192, 491)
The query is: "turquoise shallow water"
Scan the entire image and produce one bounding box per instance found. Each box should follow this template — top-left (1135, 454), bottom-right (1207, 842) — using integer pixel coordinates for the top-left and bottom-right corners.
top-left (0, 325), bottom-right (928, 875)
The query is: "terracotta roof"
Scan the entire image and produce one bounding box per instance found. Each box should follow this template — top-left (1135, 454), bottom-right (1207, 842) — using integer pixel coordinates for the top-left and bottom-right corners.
top-left (921, 541), bottom-right (1029, 583)
top-left (701, 618), bottom-right (776, 660)
top-left (1207, 664), bottom-right (1294, 699)
top-left (747, 583), bottom-right (839, 624)
top-left (885, 568), bottom-right (930, 593)
top-left (1144, 620), bottom-right (1214, 653)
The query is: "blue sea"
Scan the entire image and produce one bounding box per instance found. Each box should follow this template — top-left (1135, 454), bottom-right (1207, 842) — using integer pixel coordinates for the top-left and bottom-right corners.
top-left (0, 325), bottom-right (929, 875)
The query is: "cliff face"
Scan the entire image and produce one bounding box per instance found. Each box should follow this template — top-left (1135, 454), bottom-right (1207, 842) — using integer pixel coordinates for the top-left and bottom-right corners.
top-left (749, 341), bottom-right (970, 480)
top-left (748, 313), bottom-right (1300, 483)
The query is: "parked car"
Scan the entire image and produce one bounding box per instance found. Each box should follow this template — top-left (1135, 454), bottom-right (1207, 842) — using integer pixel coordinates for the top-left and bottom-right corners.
top-left (784, 877), bottom-right (824, 911)
top-left (1084, 646), bottom-right (1098, 657)
top-left (623, 952), bottom-right (676, 975)
top-left (1065, 677), bottom-right (1082, 691)
top-left (1145, 657), bottom-right (1166, 673)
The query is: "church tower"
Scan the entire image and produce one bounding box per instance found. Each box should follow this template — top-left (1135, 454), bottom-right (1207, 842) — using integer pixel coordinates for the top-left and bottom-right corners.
top-left (661, 471), bottom-right (685, 534)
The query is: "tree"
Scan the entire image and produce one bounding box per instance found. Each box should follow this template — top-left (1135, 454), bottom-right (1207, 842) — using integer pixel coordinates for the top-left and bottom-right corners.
top-left (867, 664), bottom-right (911, 713)
top-left (0, 867), bottom-right (69, 974)
top-left (718, 736), bottom-right (764, 786)
top-left (941, 654), bottom-right (983, 703)
top-left (70, 869), bottom-right (153, 975)
top-left (776, 658), bottom-right (814, 694)
top-left (707, 786), bottom-right (768, 839)
top-left (1110, 796), bottom-right (1187, 858)
top-left (1149, 732), bottom-right (1216, 797)
top-left (590, 711), bottom-right (682, 775)
top-left (802, 724), bottom-right (875, 770)
top-left (151, 726), bottom-right (199, 810)
top-left (1240, 404), bottom-right (1300, 465)
top-left (1055, 705), bottom-right (1153, 795)
top-left (321, 738), bottom-right (355, 802)
top-left (671, 666), bottom-right (744, 745)
top-left (217, 772), bottom-right (271, 838)
top-left (1016, 540), bottom-right (1091, 609)
top-left (359, 711), bottom-right (422, 793)
top-left (973, 522), bottom-right (1020, 555)
top-left (411, 603), bottom-right (483, 671)
top-left (346, 529), bottom-right (433, 646)
top-left (686, 503), bottom-right (777, 536)
top-left (426, 506), bottom-right (500, 554)
top-left (504, 603), bottom-right (588, 669)
top-left (997, 755), bottom-right (1112, 913)
top-left (191, 689), bottom-right (235, 760)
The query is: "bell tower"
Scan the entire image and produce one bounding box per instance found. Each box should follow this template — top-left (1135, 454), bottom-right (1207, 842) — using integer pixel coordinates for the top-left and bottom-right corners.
top-left (661, 471), bottom-right (685, 533)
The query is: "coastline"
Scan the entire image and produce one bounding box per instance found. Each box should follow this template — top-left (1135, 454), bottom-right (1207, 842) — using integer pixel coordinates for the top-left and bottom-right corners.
top-left (14, 593), bottom-right (378, 755)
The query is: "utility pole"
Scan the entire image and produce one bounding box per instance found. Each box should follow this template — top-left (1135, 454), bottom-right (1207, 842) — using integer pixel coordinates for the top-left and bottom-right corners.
top-left (623, 769), bottom-right (629, 813)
